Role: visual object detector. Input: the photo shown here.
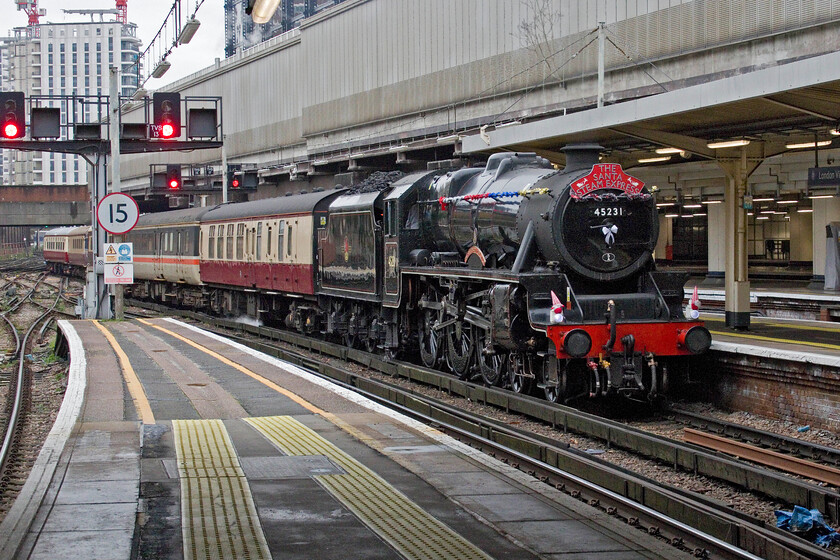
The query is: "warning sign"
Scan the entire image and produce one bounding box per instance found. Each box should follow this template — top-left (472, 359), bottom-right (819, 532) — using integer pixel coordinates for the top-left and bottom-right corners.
top-left (104, 242), bottom-right (133, 264)
top-left (104, 263), bottom-right (134, 284)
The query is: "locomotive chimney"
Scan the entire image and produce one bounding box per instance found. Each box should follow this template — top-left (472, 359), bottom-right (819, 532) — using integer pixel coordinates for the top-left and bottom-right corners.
top-left (561, 143), bottom-right (604, 172)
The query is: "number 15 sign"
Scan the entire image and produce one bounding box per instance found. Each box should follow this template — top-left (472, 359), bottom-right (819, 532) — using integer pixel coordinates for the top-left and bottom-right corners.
top-left (97, 193), bottom-right (140, 235)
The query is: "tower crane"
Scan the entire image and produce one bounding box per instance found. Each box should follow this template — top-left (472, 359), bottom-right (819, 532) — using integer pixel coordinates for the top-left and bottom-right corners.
top-left (15, 0), bottom-right (45, 27)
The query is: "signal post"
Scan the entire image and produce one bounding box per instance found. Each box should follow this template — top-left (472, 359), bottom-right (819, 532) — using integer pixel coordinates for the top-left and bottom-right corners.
top-left (0, 68), bottom-right (223, 319)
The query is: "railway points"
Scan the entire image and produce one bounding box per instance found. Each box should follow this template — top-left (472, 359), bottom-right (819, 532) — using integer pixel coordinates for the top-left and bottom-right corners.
top-left (0, 317), bottom-right (692, 560)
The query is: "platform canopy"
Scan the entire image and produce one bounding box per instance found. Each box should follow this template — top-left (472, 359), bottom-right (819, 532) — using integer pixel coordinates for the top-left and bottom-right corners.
top-left (462, 49), bottom-right (840, 167)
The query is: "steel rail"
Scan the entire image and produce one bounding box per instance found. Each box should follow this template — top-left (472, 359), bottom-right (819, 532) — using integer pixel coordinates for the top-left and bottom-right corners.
top-left (685, 428), bottom-right (840, 488)
top-left (671, 409), bottom-right (840, 468)
top-left (0, 280), bottom-right (63, 481)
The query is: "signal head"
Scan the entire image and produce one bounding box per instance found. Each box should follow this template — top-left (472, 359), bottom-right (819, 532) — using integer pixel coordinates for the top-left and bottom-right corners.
top-left (1, 92), bottom-right (25, 139)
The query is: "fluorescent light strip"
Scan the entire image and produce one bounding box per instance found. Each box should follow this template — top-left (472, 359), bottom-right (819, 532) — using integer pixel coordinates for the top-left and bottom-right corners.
top-left (751, 197), bottom-right (775, 202)
top-left (701, 200), bottom-right (722, 204)
top-left (656, 202), bottom-right (676, 207)
top-left (683, 204), bottom-right (702, 209)
top-left (655, 147), bottom-right (683, 154)
top-left (707, 139), bottom-right (750, 149)
top-left (776, 200), bottom-right (798, 205)
top-left (785, 140), bottom-right (832, 149)
top-left (809, 194), bottom-right (835, 199)
top-left (638, 156), bottom-right (671, 163)
top-left (798, 209), bottom-right (814, 213)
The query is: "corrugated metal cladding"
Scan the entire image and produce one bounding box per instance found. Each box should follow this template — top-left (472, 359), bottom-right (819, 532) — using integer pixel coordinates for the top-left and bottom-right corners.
top-left (123, 0), bottom-right (840, 181)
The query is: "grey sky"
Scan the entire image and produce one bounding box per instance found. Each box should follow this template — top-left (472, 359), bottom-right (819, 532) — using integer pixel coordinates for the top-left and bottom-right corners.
top-left (4, 0), bottom-right (225, 88)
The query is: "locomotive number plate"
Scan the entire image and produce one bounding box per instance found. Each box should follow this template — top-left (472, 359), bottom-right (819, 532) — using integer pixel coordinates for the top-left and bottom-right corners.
top-left (592, 207), bottom-right (625, 217)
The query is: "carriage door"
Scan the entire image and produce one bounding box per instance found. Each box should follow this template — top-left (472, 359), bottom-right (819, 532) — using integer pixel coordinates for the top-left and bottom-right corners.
top-left (383, 199), bottom-right (399, 300)
top-left (155, 232), bottom-right (165, 278)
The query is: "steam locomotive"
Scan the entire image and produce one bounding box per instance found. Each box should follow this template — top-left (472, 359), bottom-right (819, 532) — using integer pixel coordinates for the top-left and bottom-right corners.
top-left (45, 144), bottom-right (711, 402)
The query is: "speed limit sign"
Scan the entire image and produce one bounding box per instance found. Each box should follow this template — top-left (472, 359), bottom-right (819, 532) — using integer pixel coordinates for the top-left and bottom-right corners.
top-left (97, 193), bottom-right (140, 235)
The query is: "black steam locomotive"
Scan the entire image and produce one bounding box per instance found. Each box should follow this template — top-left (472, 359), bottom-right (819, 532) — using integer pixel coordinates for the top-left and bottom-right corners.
top-left (118, 143), bottom-right (710, 403)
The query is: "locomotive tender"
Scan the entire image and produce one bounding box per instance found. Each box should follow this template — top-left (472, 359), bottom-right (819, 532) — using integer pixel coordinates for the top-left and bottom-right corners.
top-left (46, 144), bottom-right (711, 402)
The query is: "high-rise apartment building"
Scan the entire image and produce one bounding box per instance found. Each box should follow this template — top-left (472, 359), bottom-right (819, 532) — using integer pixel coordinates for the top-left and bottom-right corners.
top-left (1, 19), bottom-right (141, 186)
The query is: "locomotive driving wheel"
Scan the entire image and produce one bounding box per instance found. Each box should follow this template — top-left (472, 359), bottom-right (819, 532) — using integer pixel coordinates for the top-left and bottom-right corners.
top-left (446, 319), bottom-right (475, 380)
top-left (418, 288), bottom-right (443, 368)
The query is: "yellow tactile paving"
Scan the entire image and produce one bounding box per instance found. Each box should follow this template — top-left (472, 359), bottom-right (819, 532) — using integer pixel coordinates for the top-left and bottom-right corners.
top-left (173, 419), bottom-right (271, 560)
top-left (245, 415), bottom-right (492, 560)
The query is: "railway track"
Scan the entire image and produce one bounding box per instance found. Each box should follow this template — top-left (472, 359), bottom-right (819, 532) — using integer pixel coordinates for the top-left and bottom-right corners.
top-left (129, 299), bottom-right (840, 560)
top-left (0, 273), bottom-right (66, 522)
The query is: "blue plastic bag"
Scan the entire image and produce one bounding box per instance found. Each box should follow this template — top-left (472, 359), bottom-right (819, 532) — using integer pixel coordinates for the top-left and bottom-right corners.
top-left (775, 506), bottom-right (840, 547)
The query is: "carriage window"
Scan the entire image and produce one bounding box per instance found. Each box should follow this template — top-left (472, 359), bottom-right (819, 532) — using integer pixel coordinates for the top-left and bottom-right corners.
top-left (287, 224), bottom-right (293, 257)
top-left (267, 226), bottom-right (272, 259)
top-left (236, 223), bottom-right (245, 260)
top-left (256, 223), bottom-right (262, 260)
top-left (226, 224), bottom-right (234, 259)
top-left (177, 232), bottom-right (182, 255)
top-left (277, 220), bottom-right (285, 262)
top-left (208, 226), bottom-right (215, 259)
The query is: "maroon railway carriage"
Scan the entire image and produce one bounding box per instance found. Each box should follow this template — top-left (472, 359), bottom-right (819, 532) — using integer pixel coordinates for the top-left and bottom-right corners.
top-left (198, 190), bottom-right (344, 296)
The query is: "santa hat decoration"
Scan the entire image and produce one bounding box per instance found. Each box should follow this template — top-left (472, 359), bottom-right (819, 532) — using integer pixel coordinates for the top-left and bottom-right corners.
top-left (551, 290), bottom-right (565, 324)
top-left (684, 285), bottom-right (701, 320)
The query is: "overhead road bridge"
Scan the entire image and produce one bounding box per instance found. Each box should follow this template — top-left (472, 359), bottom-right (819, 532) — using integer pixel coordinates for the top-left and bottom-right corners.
top-left (0, 185), bottom-right (90, 227)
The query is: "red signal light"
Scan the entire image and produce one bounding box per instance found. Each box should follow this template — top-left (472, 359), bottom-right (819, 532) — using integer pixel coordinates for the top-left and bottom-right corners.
top-left (2, 122), bottom-right (19, 138)
top-left (161, 123), bottom-right (175, 138)
top-left (169, 178), bottom-right (179, 189)
top-left (232, 178), bottom-right (239, 188)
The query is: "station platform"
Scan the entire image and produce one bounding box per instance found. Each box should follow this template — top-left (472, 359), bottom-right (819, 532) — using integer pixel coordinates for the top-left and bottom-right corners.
top-left (0, 318), bottom-right (688, 560)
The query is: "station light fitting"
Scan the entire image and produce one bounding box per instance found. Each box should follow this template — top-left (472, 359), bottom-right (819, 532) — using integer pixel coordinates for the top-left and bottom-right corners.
top-left (808, 194), bottom-right (835, 199)
top-left (707, 139), bottom-right (750, 149)
top-left (756, 216), bottom-right (770, 220)
top-left (785, 140), bottom-right (832, 149)
top-left (638, 155), bottom-right (671, 163)
top-left (798, 208), bottom-right (815, 213)
top-left (683, 204), bottom-right (702, 209)
top-left (751, 197), bottom-right (775, 202)
top-left (655, 202), bottom-right (676, 207)
top-left (151, 60), bottom-right (171, 79)
top-left (655, 147), bottom-right (683, 154)
top-left (179, 17), bottom-right (201, 44)
top-left (132, 87), bottom-right (147, 101)
top-left (776, 199), bottom-right (798, 205)
top-left (664, 213), bottom-right (679, 218)
top-left (248, 0), bottom-right (281, 23)
top-left (831, 129), bottom-right (840, 136)
top-left (693, 212), bottom-right (707, 217)
top-left (701, 199), bottom-right (723, 204)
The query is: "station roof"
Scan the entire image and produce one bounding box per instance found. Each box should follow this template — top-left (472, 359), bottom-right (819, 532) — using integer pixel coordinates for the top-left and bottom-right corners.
top-left (462, 50), bottom-right (840, 167)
